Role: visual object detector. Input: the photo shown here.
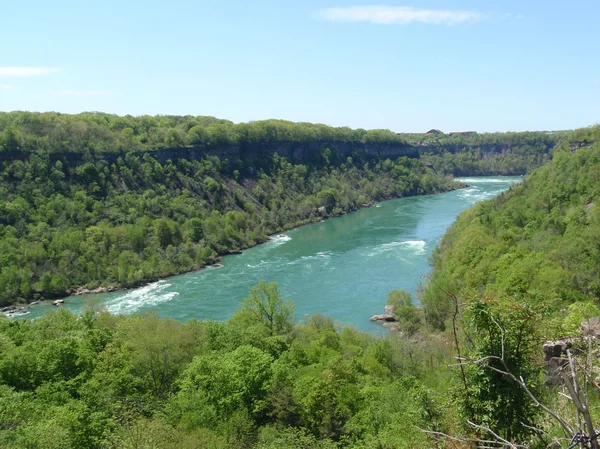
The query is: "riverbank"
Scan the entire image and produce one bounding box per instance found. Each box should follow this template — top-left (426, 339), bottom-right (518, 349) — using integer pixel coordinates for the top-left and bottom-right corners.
top-left (15, 181), bottom-right (467, 312)
top-left (12, 176), bottom-right (517, 327)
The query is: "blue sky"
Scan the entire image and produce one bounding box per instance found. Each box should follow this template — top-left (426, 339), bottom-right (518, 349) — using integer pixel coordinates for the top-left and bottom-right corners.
top-left (1, 0), bottom-right (598, 132)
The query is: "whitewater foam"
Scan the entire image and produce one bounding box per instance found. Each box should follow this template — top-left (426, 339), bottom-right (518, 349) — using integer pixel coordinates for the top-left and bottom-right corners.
top-left (246, 260), bottom-right (274, 269)
top-left (457, 177), bottom-right (519, 184)
top-left (105, 280), bottom-right (179, 315)
top-left (269, 234), bottom-right (292, 245)
top-left (364, 240), bottom-right (427, 257)
top-left (458, 187), bottom-right (509, 203)
top-left (299, 251), bottom-right (333, 261)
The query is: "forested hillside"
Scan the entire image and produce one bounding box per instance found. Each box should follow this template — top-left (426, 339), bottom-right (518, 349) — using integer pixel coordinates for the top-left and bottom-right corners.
top-left (422, 125), bottom-right (600, 330)
top-left (0, 146), bottom-right (457, 306)
top-left (415, 125), bottom-right (600, 447)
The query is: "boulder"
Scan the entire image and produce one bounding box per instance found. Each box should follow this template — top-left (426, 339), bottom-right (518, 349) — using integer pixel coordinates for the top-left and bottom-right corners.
top-left (370, 314), bottom-right (397, 323)
top-left (580, 316), bottom-right (600, 338)
top-left (542, 340), bottom-right (571, 361)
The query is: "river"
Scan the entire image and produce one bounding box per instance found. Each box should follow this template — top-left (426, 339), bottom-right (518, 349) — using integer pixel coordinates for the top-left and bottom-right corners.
top-left (22, 176), bottom-right (520, 331)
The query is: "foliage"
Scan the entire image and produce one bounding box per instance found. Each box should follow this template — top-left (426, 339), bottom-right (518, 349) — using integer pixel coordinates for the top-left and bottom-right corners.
top-left (419, 126), bottom-right (600, 447)
top-left (386, 290), bottom-right (422, 336)
top-left (0, 111), bottom-right (559, 158)
top-left (0, 284), bottom-right (454, 448)
top-left (0, 148), bottom-right (458, 306)
top-left (422, 126), bottom-right (600, 332)
top-left (459, 298), bottom-right (543, 444)
top-left (237, 281), bottom-right (295, 336)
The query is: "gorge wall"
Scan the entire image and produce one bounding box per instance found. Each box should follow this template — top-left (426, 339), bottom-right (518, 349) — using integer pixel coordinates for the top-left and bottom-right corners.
top-left (0, 139), bottom-right (552, 167)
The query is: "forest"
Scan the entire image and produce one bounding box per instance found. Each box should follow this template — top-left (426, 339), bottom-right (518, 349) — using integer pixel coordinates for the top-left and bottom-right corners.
top-left (0, 282), bottom-right (450, 449)
top-left (418, 124), bottom-right (600, 447)
top-left (422, 124), bottom-right (600, 332)
top-left (1, 113), bottom-right (599, 448)
top-left (0, 143), bottom-right (457, 306)
top-left (0, 112), bottom-right (567, 306)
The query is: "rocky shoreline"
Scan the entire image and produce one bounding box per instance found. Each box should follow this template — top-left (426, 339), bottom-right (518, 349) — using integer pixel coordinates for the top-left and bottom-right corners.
top-left (370, 305), bottom-right (400, 331)
top-left (4, 182), bottom-right (466, 313)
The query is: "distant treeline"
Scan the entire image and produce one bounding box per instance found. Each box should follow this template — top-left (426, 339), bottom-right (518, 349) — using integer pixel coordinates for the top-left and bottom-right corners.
top-left (0, 111), bottom-right (561, 156)
top-left (0, 112), bottom-right (410, 153)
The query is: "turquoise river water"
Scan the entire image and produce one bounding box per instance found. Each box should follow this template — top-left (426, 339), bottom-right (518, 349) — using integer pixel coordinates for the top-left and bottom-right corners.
top-left (21, 177), bottom-right (520, 332)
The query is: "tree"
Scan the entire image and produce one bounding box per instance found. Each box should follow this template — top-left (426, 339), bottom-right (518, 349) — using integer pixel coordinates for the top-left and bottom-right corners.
top-left (458, 298), bottom-right (543, 444)
top-left (387, 290), bottom-right (422, 335)
top-left (185, 218), bottom-right (204, 243)
top-left (118, 314), bottom-right (200, 398)
top-left (316, 188), bottom-right (337, 212)
top-left (155, 219), bottom-right (174, 248)
top-left (239, 281), bottom-right (295, 336)
top-left (170, 345), bottom-right (273, 427)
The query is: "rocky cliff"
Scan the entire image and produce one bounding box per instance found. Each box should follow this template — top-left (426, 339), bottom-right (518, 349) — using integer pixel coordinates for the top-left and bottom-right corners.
top-left (0, 139), bottom-right (552, 167)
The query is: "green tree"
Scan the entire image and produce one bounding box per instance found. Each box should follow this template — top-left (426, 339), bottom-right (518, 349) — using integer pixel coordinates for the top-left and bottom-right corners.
top-left (184, 218), bottom-right (204, 243)
top-left (155, 219), bottom-right (175, 248)
top-left (459, 298), bottom-right (542, 444)
top-left (386, 290), bottom-right (422, 335)
top-left (239, 281), bottom-right (295, 336)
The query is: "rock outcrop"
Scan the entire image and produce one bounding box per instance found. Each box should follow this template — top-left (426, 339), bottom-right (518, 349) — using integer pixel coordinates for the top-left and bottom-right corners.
top-left (370, 313), bottom-right (397, 323)
top-left (0, 139), bottom-right (552, 171)
top-left (72, 286), bottom-right (118, 296)
top-left (543, 340), bottom-right (572, 385)
top-left (542, 316), bottom-right (600, 384)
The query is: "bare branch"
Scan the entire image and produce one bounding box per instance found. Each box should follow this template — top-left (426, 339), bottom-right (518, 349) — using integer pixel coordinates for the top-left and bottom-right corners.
top-left (467, 420), bottom-right (528, 448)
top-left (416, 426), bottom-right (519, 448)
top-left (455, 354), bottom-right (575, 435)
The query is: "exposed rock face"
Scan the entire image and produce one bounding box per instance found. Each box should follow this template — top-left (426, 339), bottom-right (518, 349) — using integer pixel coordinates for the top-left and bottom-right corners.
top-left (580, 317), bottom-right (600, 337)
top-left (543, 340), bottom-right (572, 385)
top-left (542, 316), bottom-right (600, 385)
top-left (542, 340), bottom-right (572, 361)
top-left (72, 286), bottom-right (118, 296)
top-left (0, 139), bottom-right (552, 169)
top-left (569, 141), bottom-right (593, 153)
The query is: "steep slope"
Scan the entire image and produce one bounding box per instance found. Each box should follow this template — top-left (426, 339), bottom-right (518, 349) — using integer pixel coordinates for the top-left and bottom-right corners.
top-left (0, 149), bottom-right (457, 306)
top-left (421, 125), bottom-right (600, 330)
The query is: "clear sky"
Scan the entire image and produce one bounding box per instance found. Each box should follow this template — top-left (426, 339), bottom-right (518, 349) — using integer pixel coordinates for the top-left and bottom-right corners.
top-left (1, 0), bottom-right (598, 132)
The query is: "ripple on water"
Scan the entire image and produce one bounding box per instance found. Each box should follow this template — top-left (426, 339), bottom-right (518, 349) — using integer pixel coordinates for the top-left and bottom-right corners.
top-left (246, 260), bottom-right (277, 269)
top-left (457, 186), bottom-right (510, 203)
top-left (105, 280), bottom-right (179, 315)
top-left (458, 177), bottom-right (518, 184)
top-left (269, 234), bottom-right (292, 245)
top-left (364, 240), bottom-right (427, 257)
